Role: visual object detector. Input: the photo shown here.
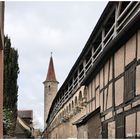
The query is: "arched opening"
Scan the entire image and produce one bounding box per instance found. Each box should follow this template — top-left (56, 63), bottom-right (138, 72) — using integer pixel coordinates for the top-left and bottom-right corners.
top-left (62, 111), bottom-right (64, 116)
top-left (72, 101), bottom-right (74, 109)
top-left (75, 96), bottom-right (78, 106)
top-left (63, 108), bottom-right (66, 117)
top-left (79, 91), bottom-right (82, 103)
top-left (66, 106), bottom-right (68, 113)
top-left (83, 87), bottom-right (87, 101)
top-left (69, 103), bottom-right (71, 112)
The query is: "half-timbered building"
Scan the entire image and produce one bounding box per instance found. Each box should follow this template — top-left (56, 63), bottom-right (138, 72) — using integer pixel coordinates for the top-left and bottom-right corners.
top-left (43, 1), bottom-right (140, 138)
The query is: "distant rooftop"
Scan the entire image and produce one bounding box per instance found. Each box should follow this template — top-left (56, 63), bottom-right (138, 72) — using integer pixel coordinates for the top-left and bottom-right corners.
top-left (18, 110), bottom-right (33, 119)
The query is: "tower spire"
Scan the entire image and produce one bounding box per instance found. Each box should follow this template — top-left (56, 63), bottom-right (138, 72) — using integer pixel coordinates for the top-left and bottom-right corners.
top-left (44, 53), bottom-right (58, 128)
top-left (46, 53), bottom-right (57, 82)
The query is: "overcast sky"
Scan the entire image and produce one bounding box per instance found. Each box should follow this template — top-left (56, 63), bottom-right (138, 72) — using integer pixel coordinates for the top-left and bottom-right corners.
top-left (5, 1), bottom-right (108, 129)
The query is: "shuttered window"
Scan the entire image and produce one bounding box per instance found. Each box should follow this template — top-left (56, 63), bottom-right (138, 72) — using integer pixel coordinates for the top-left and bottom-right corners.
top-left (102, 123), bottom-right (108, 138)
top-left (116, 114), bottom-right (125, 138)
top-left (124, 60), bottom-right (136, 103)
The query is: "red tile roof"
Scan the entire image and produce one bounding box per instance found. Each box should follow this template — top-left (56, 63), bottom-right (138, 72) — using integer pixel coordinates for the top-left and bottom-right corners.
top-left (46, 56), bottom-right (57, 81)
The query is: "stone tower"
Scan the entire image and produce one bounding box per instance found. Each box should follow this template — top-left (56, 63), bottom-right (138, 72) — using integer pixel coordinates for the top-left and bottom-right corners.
top-left (43, 55), bottom-right (58, 128)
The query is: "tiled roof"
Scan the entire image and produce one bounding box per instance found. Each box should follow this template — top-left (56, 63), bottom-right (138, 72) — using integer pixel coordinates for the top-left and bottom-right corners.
top-left (46, 56), bottom-right (57, 82)
top-left (18, 110), bottom-right (33, 119)
top-left (73, 108), bottom-right (100, 126)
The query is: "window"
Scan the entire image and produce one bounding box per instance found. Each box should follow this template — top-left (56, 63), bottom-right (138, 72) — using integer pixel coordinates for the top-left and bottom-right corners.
top-left (48, 85), bottom-right (51, 92)
top-left (124, 61), bottom-right (136, 103)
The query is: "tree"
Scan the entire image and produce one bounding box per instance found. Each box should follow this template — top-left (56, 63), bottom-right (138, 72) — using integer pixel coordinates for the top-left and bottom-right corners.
top-left (3, 36), bottom-right (19, 136)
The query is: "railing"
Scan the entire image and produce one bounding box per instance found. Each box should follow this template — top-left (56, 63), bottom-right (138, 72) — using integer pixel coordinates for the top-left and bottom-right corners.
top-left (47, 1), bottom-right (140, 126)
top-left (103, 24), bottom-right (115, 47)
top-left (117, 2), bottom-right (140, 33)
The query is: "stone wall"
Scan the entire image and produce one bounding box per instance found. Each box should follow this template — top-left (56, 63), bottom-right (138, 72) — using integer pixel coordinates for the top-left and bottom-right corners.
top-left (44, 81), bottom-right (58, 127)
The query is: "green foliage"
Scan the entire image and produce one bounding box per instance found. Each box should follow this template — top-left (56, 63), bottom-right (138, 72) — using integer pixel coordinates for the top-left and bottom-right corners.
top-left (3, 36), bottom-right (19, 136)
top-left (3, 108), bottom-right (13, 135)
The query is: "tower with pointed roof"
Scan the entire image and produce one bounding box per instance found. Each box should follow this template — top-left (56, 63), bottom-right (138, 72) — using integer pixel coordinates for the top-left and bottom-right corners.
top-left (43, 54), bottom-right (59, 128)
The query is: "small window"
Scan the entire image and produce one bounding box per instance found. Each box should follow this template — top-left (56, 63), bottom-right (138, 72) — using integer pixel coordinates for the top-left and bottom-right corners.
top-left (124, 61), bottom-right (136, 103)
top-left (48, 85), bottom-right (50, 88)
